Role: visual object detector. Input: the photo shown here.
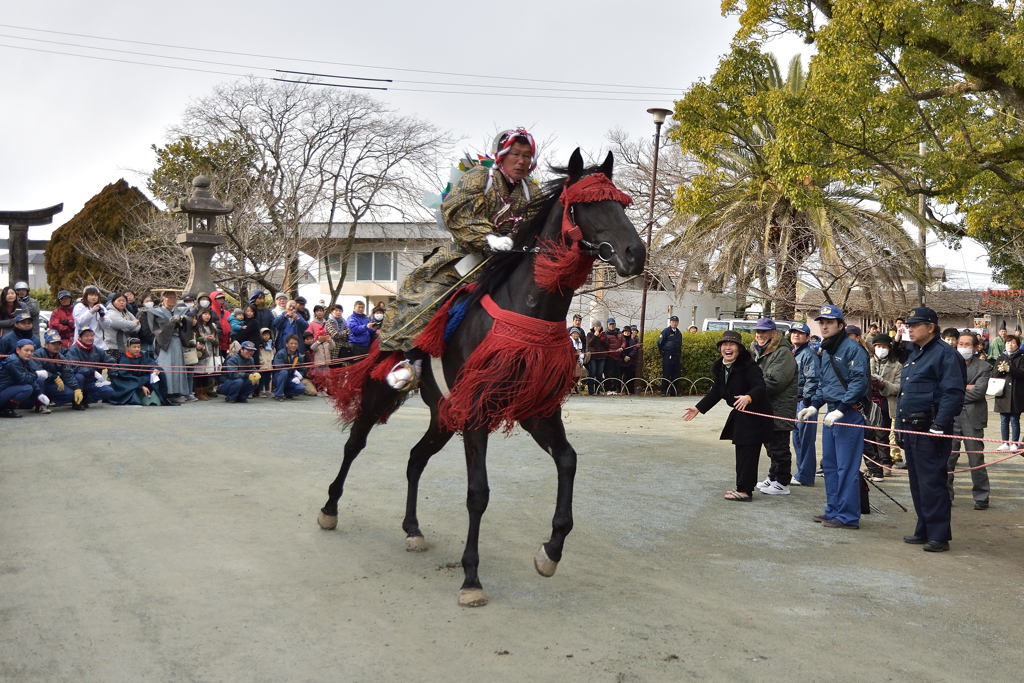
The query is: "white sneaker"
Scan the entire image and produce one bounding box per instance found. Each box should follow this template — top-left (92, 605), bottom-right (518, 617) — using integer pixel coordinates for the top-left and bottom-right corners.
top-left (761, 481), bottom-right (791, 495)
top-left (790, 478), bottom-right (802, 486)
top-left (755, 477), bottom-right (773, 491)
top-left (997, 442), bottom-right (1011, 451)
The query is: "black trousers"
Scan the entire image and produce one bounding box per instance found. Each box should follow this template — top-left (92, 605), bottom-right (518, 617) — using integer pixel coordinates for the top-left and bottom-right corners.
top-left (765, 429), bottom-right (793, 485)
top-left (905, 431), bottom-right (953, 541)
top-left (734, 443), bottom-right (762, 495)
top-left (619, 365), bottom-right (635, 394)
top-left (863, 401), bottom-right (893, 476)
top-left (661, 353), bottom-right (680, 396)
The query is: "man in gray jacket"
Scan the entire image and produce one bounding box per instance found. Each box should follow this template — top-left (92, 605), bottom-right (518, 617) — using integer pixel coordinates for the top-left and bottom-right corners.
top-left (751, 318), bottom-right (799, 495)
top-left (947, 331), bottom-right (991, 509)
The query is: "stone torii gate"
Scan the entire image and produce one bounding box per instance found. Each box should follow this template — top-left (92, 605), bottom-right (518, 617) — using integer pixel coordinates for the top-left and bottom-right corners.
top-left (0, 204), bottom-right (63, 285)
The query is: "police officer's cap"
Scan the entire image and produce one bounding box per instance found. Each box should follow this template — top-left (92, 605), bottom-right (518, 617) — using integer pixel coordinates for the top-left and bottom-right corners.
top-left (240, 341), bottom-right (257, 351)
top-left (43, 330), bottom-right (61, 344)
top-left (906, 307), bottom-right (938, 325)
top-left (13, 312), bottom-right (30, 323)
top-left (814, 305), bottom-right (843, 321)
top-left (669, 315), bottom-right (679, 322)
top-left (789, 322), bottom-right (811, 335)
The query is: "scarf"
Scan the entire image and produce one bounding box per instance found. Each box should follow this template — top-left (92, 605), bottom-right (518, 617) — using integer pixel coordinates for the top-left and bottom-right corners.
top-left (76, 339), bottom-right (94, 352)
top-left (820, 331), bottom-right (845, 357)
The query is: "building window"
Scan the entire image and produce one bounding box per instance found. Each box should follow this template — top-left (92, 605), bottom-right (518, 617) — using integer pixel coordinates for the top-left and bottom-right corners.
top-left (325, 251), bottom-right (396, 282)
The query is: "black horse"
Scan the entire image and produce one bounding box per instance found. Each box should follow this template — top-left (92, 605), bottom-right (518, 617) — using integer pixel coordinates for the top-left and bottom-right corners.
top-left (318, 149), bottom-right (646, 606)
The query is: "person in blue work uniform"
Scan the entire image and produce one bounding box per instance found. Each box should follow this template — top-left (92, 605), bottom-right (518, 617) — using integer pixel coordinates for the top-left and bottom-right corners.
top-left (897, 307), bottom-right (966, 552)
top-left (33, 330), bottom-right (82, 410)
top-left (220, 341), bottom-right (260, 404)
top-left (797, 305), bottom-right (871, 529)
top-left (0, 339), bottom-right (47, 417)
top-left (0, 312), bottom-right (41, 356)
top-left (272, 334), bottom-right (306, 401)
top-left (789, 322), bottom-right (820, 486)
top-left (63, 328), bottom-right (114, 406)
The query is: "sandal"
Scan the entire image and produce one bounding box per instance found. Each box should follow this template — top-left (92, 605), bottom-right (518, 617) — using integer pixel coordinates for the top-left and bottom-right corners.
top-left (724, 490), bottom-right (752, 502)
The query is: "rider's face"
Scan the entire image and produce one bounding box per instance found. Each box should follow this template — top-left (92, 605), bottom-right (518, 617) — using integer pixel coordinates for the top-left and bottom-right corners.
top-left (500, 141), bottom-right (533, 182)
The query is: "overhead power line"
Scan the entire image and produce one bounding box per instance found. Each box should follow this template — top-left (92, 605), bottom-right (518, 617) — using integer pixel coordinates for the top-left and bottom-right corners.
top-left (0, 22), bottom-right (683, 93)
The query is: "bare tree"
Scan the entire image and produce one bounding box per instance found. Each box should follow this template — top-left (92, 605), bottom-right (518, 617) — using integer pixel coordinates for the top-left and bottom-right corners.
top-left (171, 77), bottom-right (454, 300)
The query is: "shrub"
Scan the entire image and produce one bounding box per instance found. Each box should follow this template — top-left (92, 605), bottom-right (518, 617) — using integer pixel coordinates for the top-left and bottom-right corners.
top-left (31, 287), bottom-right (57, 311)
top-left (641, 329), bottom-right (755, 394)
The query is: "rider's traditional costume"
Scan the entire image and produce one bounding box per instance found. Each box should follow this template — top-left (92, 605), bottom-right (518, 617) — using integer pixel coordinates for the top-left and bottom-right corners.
top-left (377, 129), bottom-right (540, 354)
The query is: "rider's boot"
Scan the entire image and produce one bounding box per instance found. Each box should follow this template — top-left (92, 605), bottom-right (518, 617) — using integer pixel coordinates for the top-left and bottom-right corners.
top-left (386, 348), bottom-right (424, 391)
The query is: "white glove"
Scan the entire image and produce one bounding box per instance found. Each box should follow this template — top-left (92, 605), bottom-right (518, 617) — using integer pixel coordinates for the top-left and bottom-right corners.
top-left (486, 234), bottom-right (514, 252)
top-left (150, 371), bottom-right (160, 384)
top-left (823, 409), bottom-right (844, 427)
top-left (95, 379), bottom-right (111, 388)
top-left (929, 427), bottom-right (945, 435)
top-left (36, 370), bottom-right (48, 380)
top-left (94, 371), bottom-right (103, 381)
top-left (37, 394), bottom-right (50, 406)
top-left (292, 374), bottom-right (303, 386)
top-left (797, 407), bottom-right (818, 421)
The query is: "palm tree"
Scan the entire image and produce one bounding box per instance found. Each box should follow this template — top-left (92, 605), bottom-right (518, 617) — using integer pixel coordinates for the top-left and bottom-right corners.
top-left (669, 55), bottom-right (923, 319)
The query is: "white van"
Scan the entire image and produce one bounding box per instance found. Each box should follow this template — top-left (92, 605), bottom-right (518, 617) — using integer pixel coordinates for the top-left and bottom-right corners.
top-left (702, 318), bottom-right (797, 334)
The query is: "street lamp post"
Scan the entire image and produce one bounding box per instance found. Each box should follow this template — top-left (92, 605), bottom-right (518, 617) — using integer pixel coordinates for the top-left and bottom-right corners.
top-left (636, 107), bottom-right (672, 387)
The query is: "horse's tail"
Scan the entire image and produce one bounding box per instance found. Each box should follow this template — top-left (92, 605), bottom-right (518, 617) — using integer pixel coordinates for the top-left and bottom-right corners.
top-left (321, 340), bottom-right (407, 427)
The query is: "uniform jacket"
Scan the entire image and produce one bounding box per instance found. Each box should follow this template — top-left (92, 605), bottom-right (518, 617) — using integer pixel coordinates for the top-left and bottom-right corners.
top-left (750, 331), bottom-right (798, 431)
top-left (63, 341), bottom-right (110, 377)
top-left (49, 304), bottom-right (76, 348)
top-left (273, 349), bottom-right (304, 377)
top-left (657, 327), bottom-right (682, 356)
top-left (222, 352), bottom-right (256, 381)
top-left (17, 294), bottom-right (41, 339)
top-left (869, 355), bottom-right (902, 416)
top-left (959, 357), bottom-right (991, 430)
top-left (793, 342), bottom-right (820, 402)
top-left (694, 348), bottom-right (774, 445)
top-left (0, 354), bottom-right (42, 394)
top-left (992, 351), bottom-right (1024, 414)
top-left (0, 330), bottom-right (40, 356)
top-left (813, 334), bottom-right (871, 413)
top-left (32, 347), bottom-right (79, 389)
top-left (896, 336), bottom-right (967, 431)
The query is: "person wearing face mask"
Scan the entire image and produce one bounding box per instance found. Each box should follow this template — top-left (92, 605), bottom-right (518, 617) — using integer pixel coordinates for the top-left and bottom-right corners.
top-left (945, 332), bottom-right (991, 510)
top-left (684, 330), bottom-right (774, 501)
top-left (865, 334), bottom-right (903, 479)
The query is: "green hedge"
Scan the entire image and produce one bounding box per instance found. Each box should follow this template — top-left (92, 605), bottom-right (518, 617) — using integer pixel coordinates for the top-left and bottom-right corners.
top-left (640, 330), bottom-right (755, 394)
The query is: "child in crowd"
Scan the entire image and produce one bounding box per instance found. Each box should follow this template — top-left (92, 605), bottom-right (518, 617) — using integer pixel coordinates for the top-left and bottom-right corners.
top-left (309, 327), bottom-right (336, 397)
top-left (230, 309), bottom-right (245, 338)
top-left (257, 327), bottom-right (275, 397)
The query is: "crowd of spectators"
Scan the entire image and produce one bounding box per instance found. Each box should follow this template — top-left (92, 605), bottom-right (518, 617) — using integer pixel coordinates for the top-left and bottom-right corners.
top-left (0, 282), bottom-right (387, 417)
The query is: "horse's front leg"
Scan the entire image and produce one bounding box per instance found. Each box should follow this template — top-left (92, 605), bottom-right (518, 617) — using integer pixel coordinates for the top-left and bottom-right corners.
top-left (521, 414), bottom-right (576, 577)
top-left (458, 428), bottom-right (490, 607)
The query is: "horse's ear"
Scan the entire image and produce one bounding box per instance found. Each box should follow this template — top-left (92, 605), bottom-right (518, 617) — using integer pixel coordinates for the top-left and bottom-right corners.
top-left (599, 151), bottom-right (614, 179)
top-left (568, 148), bottom-right (584, 180)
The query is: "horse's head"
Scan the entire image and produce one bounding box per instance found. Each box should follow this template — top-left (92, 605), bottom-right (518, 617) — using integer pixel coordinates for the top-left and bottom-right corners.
top-left (561, 148), bottom-right (646, 278)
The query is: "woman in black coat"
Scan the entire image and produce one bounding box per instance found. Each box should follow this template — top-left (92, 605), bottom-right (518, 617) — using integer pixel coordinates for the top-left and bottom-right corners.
top-left (991, 335), bottom-right (1024, 448)
top-left (684, 330), bottom-right (774, 500)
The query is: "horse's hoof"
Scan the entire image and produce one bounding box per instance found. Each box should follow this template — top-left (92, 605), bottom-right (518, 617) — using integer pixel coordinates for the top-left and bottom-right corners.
top-left (458, 588), bottom-right (487, 607)
top-left (405, 535), bottom-right (428, 552)
top-left (318, 512), bottom-right (338, 530)
top-left (534, 544), bottom-right (558, 577)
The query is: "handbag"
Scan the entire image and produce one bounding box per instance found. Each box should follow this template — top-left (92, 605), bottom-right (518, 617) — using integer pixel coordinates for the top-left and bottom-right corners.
top-left (986, 377), bottom-right (1006, 398)
top-left (182, 348), bottom-right (199, 366)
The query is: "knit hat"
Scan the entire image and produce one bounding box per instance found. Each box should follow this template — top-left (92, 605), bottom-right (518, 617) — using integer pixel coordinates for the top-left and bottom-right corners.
top-left (15, 338), bottom-right (34, 349)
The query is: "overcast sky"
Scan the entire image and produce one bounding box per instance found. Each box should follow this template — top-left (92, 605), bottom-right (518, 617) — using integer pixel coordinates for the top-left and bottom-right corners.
top-left (0, 0), bottom-right (997, 288)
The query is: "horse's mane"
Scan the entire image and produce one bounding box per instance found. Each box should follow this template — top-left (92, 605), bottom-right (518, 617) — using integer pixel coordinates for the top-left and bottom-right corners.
top-left (472, 163), bottom-right (605, 297)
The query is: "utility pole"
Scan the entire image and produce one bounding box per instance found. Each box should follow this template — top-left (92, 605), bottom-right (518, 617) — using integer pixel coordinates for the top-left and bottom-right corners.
top-left (919, 141), bottom-right (927, 306)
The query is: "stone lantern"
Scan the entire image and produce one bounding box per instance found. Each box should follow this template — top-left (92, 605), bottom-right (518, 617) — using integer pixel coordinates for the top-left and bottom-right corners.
top-left (169, 175), bottom-right (232, 296)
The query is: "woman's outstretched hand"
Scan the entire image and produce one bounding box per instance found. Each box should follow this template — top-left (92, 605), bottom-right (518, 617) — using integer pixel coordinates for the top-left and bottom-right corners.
top-left (683, 406), bottom-right (700, 421)
top-left (733, 395), bottom-right (751, 411)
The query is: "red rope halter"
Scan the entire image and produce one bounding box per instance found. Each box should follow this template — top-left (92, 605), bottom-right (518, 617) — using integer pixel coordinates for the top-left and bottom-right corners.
top-left (558, 173), bottom-right (633, 241)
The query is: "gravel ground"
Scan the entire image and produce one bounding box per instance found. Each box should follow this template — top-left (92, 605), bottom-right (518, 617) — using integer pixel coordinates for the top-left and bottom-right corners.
top-left (2, 394), bottom-right (1023, 682)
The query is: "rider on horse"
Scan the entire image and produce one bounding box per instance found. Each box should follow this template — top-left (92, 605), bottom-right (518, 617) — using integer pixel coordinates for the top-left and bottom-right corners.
top-left (378, 128), bottom-right (541, 390)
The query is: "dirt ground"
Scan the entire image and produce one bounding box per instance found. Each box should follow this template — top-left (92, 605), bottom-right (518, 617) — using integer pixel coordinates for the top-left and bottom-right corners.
top-left (2, 394), bottom-right (1023, 682)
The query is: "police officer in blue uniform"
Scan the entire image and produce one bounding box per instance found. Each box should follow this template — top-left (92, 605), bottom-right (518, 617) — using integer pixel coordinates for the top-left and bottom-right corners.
top-left (797, 305), bottom-right (870, 528)
top-left (897, 307), bottom-right (966, 552)
top-left (790, 322), bottom-right (820, 486)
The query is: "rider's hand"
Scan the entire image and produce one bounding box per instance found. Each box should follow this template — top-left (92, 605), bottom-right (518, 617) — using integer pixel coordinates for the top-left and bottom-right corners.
top-left (486, 234), bottom-right (514, 252)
